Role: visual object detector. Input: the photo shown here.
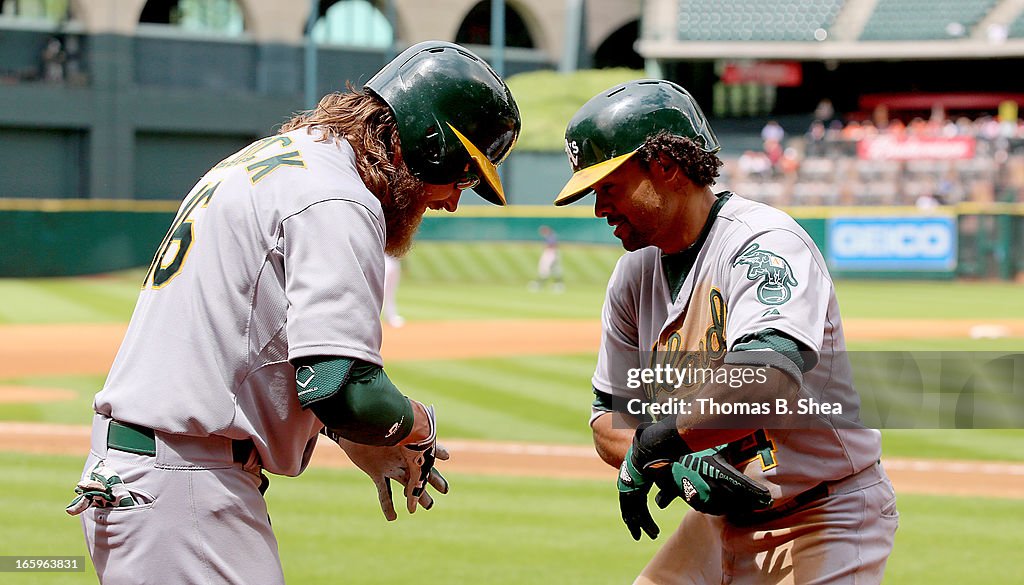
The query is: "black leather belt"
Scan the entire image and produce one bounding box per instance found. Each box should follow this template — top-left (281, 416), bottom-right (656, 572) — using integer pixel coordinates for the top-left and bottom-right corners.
top-left (107, 420), bottom-right (254, 464)
top-left (727, 481), bottom-right (829, 527)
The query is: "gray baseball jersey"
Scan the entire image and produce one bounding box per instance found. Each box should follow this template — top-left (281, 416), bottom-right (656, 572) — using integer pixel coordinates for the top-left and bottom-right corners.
top-left (592, 194), bottom-right (881, 501)
top-left (94, 128), bottom-right (385, 476)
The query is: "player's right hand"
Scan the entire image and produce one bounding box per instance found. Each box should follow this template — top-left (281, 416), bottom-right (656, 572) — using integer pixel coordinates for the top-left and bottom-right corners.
top-left (328, 402), bottom-right (449, 521)
top-left (653, 447), bottom-right (772, 515)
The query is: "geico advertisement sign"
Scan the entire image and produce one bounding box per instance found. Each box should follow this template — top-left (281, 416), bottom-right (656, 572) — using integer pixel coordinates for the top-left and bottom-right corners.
top-left (827, 217), bottom-right (957, 270)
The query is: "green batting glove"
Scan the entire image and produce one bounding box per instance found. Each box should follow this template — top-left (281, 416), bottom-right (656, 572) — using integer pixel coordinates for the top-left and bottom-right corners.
top-left (653, 447), bottom-right (773, 516)
top-left (617, 443), bottom-right (660, 541)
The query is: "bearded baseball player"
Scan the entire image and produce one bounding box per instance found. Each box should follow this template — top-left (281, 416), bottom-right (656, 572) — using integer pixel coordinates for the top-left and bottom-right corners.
top-left (555, 80), bottom-right (898, 584)
top-left (66, 41), bottom-right (520, 584)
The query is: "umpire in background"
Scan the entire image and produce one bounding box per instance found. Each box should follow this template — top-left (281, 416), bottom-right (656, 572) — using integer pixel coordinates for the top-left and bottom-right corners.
top-left (66, 41), bottom-right (520, 584)
top-left (555, 80), bottom-right (897, 584)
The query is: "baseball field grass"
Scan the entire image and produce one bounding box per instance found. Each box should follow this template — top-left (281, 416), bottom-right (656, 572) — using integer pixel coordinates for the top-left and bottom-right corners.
top-left (1, 241), bottom-right (1023, 584)
top-left (4, 452), bottom-right (1023, 585)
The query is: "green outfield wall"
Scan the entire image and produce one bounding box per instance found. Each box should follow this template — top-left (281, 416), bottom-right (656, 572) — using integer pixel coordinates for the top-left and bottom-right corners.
top-left (0, 200), bottom-right (1020, 279)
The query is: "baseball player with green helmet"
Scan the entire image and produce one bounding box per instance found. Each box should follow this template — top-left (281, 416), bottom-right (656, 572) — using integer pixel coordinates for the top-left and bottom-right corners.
top-left (556, 80), bottom-right (897, 584)
top-left (66, 41), bottom-right (520, 584)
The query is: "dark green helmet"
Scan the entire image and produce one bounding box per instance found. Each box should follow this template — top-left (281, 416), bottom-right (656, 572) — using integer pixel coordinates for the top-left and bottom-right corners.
top-left (554, 79), bottom-right (720, 206)
top-left (365, 41), bottom-right (521, 205)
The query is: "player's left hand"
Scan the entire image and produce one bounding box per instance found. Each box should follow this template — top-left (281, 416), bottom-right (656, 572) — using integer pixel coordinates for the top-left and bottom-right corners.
top-left (617, 426), bottom-right (671, 541)
top-left (653, 447), bottom-right (773, 515)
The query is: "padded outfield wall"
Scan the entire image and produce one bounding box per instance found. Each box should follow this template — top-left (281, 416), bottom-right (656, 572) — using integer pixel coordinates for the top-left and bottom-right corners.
top-left (0, 199), bottom-right (1020, 280)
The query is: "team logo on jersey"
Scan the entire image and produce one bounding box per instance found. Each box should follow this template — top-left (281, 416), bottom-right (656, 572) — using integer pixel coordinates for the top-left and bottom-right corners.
top-left (733, 243), bottom-right (798, 305)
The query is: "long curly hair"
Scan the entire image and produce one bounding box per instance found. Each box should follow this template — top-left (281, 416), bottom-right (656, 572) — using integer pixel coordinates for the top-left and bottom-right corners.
top-left (634, 132), bottom-right (723, 188)
top-left (279, 87), bottom-right (408, 201)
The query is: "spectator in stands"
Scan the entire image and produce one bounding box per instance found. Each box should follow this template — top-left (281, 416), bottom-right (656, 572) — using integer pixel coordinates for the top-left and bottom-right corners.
top-left (841, 120), bottom-right (865, 141)
top-left (761, 119), bottom-right (785, 145)
top-left (955, 117), bottom-right (973, 136)
top-left (805, 120), bottom-right (827, 157)
top-left (907, 117), bottom-right (929, 136)
top-left (814, 98), bottom-right (835, 125)
top-left (881, 118), bottom-right (905, 138)
top-left (738, 150), bottom-right (772, 181)
top-left (941, 119), bottom-right (960, 138)
top-left (915, 192), bottom-right (940, 210)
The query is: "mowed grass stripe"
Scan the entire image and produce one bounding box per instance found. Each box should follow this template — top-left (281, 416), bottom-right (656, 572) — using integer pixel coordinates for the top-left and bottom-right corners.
top-left (463, 242), bottom-right (525, 283)
top-left (464, 356), bottom-right (597, 411)
top-left (427, 244), bottom-right (486, 282)
top-left (561, 245), bottom-right (622, 283)
top-left (0, 280), bottom-right (118, 323)
top-left (398, 389), bottom-right (588, 444)
top-left (881, 429), bottom-right (1024, 462)
top-left (397, 357), bottom-right (594, 413)
top-left (391, 359), bottom-right (590, 426)
top-left (490, 242), bottom-right (538, 281)
top-left (836, 280), bottom-right (1024, 319)
top-left (389, 363), bottom-right (590, 443)
top-left (395, 282), bottom-right (604, 320)
top-left (501, 354), bottom-right (598, 383)
top-left (403, 242), bottom-right (621, 285)
top-left (403, 245), bottom-right (460, 282)
top-left (34, 277), bottom-right (139, 319)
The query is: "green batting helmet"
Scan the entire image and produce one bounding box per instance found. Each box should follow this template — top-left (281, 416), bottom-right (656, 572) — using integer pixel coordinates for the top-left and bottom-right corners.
top-left (554, 79), bottom-right (720, 206)
top-left (365, 41), bottom-right (521, 205)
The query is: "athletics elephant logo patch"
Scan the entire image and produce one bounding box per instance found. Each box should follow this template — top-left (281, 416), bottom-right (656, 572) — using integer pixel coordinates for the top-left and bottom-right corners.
top-left (733, 243), bottom-right (798, 305)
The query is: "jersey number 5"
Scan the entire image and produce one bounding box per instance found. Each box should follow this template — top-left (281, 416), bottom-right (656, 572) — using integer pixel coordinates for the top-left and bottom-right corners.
top-left (143, 182), bottom-right (219, 289)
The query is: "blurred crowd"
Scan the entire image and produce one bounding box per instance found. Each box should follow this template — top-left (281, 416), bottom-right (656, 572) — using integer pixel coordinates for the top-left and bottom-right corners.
top-left (722, 107), bottom-right (1024, 207)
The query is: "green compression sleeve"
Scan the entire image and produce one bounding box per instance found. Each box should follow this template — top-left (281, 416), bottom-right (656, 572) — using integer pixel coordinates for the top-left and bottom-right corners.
top-left (294, 357), bottom-right (415, 446)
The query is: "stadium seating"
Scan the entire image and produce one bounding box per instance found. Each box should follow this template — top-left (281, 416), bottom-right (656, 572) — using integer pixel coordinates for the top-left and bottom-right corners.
top-left (859, 0), bottom-right (998, 41)
top-left (719, 115), bottom-right (1020, 206)
top-left (677, 0), bottom-right (845, 42)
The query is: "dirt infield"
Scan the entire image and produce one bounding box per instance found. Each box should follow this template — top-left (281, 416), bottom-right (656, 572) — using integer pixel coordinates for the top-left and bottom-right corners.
top-left (0, 386), bottom-right (76, 403)
top-left (2, 318), bottom-right (1023, 378)
top-left (2, 421), bottom-right (1022, 499)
